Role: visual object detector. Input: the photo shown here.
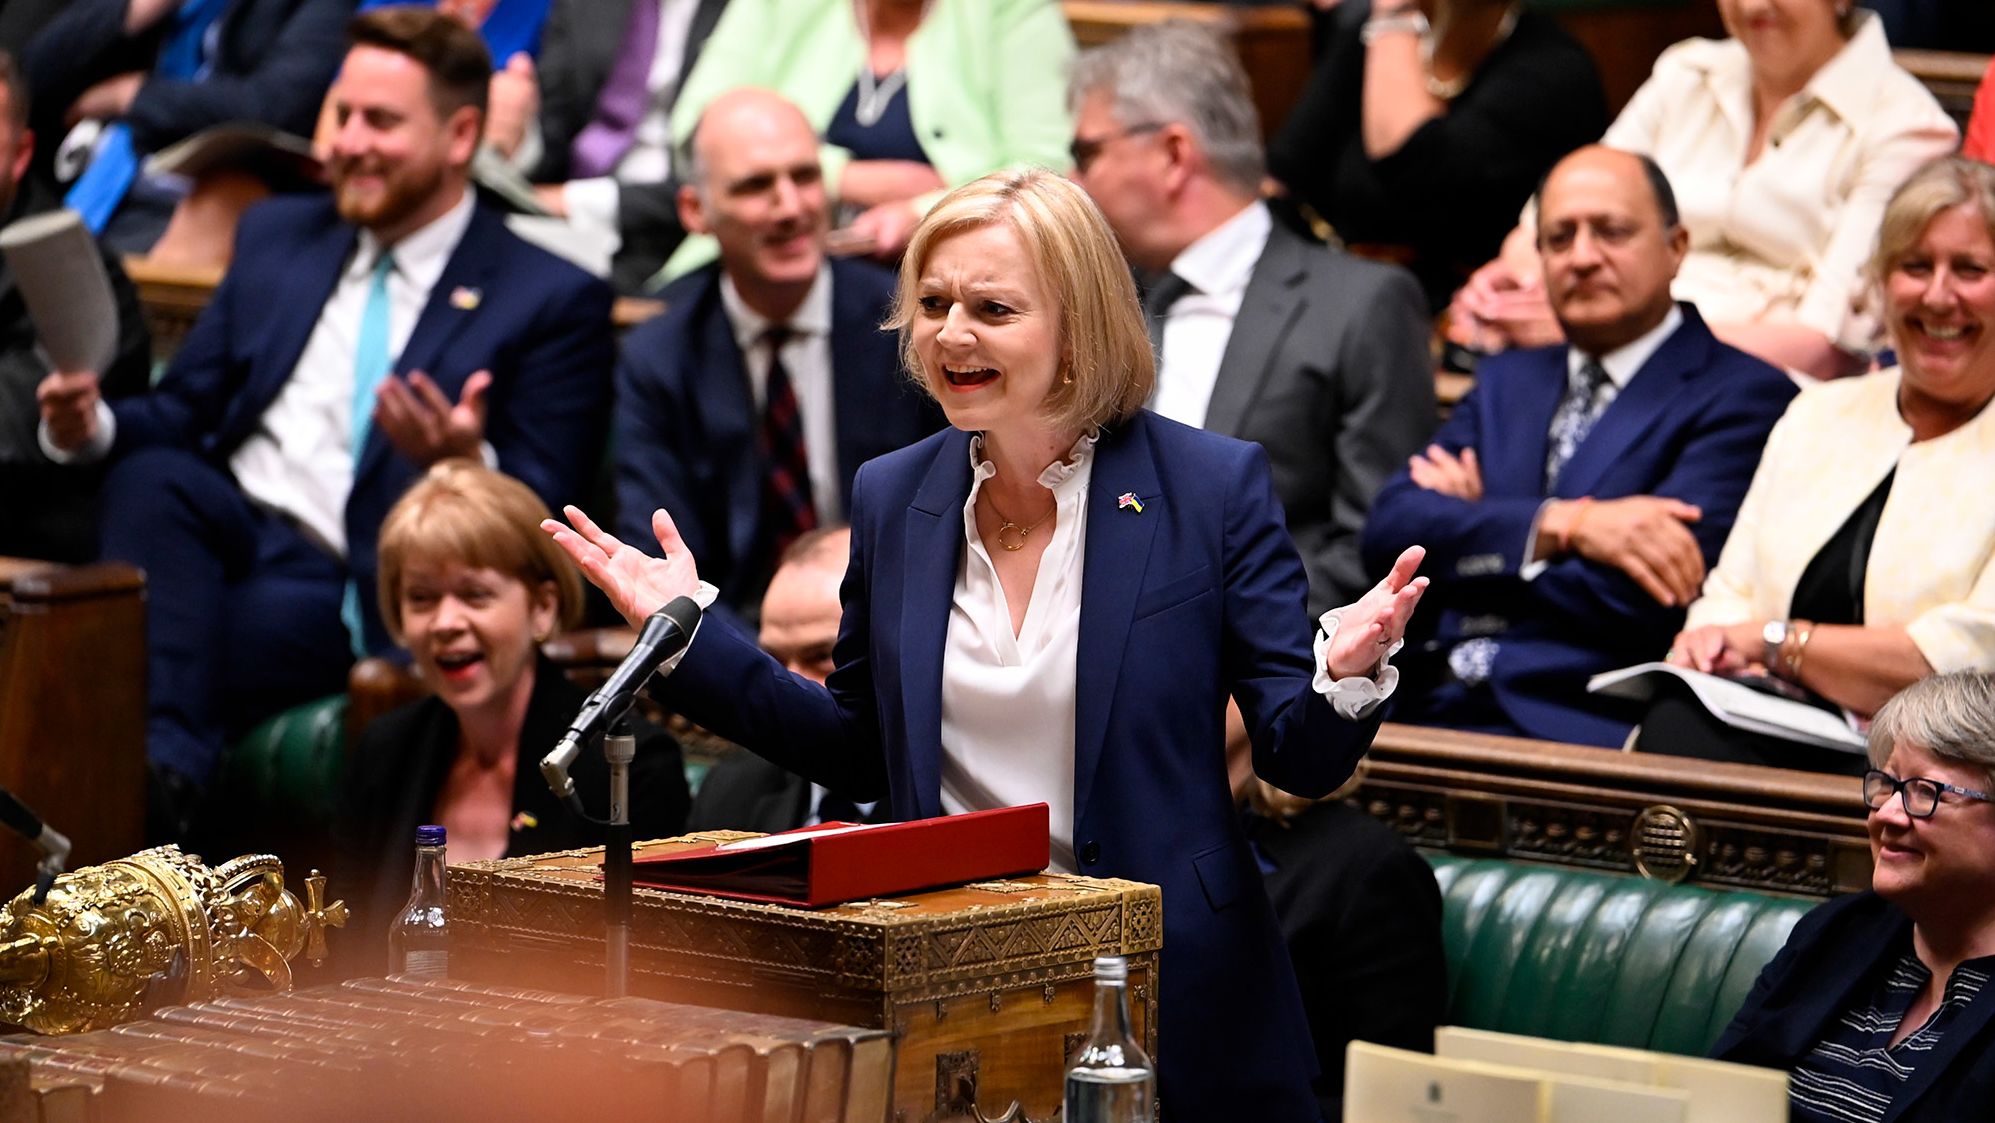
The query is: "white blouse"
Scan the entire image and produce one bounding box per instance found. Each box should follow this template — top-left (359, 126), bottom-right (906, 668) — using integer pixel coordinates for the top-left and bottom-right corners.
top-left (938, 434), bottom-right (1400, 873)
top-left (1598, 13), bottom-right (1956, 351)
top-left (939, 434), bottom-right (1095, 872)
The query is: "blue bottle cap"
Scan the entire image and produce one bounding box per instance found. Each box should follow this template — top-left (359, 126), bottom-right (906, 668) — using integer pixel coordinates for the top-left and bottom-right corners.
top-left (416, 825), bottom-right (447, 847)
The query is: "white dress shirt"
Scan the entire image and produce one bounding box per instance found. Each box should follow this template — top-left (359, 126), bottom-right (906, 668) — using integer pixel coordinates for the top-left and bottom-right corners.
top-left (42, 190), bottom-right (478, 560)
top-left (719, 263), bottom-right (841, 525)
top-left (938, 433), bottom-right (1400, 874)
top-left (231, 191), bottom-right (477, 557)
top-left (1520, 304), bottom-right (1683, 579)
top-left (1150, 201), bottom-right (1272, 428)
top-left (562, 0), bottom-right (704, 238)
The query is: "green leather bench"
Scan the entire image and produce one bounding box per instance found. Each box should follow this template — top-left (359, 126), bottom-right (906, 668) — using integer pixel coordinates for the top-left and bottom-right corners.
top-left (1427, 854), bottom-right (1815, 1057)
top-left (224, 696), bottom-right (1818, 1059)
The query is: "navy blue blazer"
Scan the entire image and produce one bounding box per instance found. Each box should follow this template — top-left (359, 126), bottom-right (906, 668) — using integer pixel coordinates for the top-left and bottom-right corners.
top-left (1713, 891), bottom-right (1995, 1121)
top-left (656, 411), bottom-right (1379, 1120)
top-left (109, 195), bottom-right (615, 651)
top-left (613, 257), bottom-right (942, 620)
top-left (1360, 305), bottom-right (1797, 747)
top-left (22, 0), bottom-right (345, 157)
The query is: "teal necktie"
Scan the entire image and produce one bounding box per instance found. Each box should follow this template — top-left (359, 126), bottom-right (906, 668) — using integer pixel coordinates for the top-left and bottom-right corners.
top-left (350, 251), bottom-right (396, 454)
top-left (343, 251), bottom-right (396, 657)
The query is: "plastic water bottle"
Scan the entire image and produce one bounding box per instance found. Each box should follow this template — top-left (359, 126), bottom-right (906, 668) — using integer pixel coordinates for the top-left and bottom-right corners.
top-left (388, 824), bottom-right (449, 977)
top-left (1064, 955), bottom-right (1156, 1123)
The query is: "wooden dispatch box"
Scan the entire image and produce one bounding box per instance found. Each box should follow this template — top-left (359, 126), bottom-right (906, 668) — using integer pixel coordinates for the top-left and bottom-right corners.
top-left (447, 834), bottom-right (1162, 1123)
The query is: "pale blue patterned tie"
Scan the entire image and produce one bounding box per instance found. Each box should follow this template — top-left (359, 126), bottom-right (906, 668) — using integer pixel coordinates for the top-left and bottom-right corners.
top-left (1543, 357), bottom-right (1610, 491)
top-left (341, 251), bottom-right (396, 657)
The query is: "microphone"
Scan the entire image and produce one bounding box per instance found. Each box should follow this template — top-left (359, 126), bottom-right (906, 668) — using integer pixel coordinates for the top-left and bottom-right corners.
top-left (0, 787), bottom-right (71, 905)
top-left (540, 595), bottom-right (703, 812)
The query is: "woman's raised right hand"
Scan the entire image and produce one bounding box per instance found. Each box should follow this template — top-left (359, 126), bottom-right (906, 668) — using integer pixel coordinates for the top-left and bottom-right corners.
top-left (542, 506), bottom-right (701, 628)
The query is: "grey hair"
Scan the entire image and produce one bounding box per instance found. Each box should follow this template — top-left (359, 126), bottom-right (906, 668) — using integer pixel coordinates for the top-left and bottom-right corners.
top-left (1067, 21), bottom-right (1265, 198)
top-left (1866, 672), bottom-right (1995, 784)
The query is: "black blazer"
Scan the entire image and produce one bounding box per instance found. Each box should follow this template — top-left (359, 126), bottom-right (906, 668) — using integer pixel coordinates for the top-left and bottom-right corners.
top-left (1250, 801), bottom-right (1447, 1122)
top-left (1267, 0), bottom-right (1605, 308)
top-left (334, 659), bottom-right (691, 975)
top-left (1714, 891), bottom-right (1995, 1121)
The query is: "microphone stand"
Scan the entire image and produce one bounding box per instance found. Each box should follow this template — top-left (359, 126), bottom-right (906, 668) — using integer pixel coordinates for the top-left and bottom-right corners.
top-left (602, 717), bottom-right (635, 998)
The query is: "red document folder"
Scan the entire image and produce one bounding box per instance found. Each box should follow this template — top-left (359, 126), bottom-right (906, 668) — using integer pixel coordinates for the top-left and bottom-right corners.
top-left (630, 803), bottom-right (1051, 907)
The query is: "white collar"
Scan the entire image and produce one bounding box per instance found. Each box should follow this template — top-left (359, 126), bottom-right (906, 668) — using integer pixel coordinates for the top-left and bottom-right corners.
top-left (350, 188), bottom-right (476, 292)
top-left (721, 262), bottom-right (834, 346)
top-left (1683, 11), bottom-right (1892, 131)
top-left (967, 431), bottom-right (1100, 491)
top-left (1800, 12), bottom-right (1895, 127)
top-left (1569, 303), bottom-right (1684, 389)
top-left (1165, 200), bottom-right (1271, 298)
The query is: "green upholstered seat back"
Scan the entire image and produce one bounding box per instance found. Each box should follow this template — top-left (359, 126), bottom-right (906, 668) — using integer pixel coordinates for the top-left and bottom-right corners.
top-left (224, 693), bottom-right (349, 832)
top-left (1427, 855), bottom-right (1815, 1057)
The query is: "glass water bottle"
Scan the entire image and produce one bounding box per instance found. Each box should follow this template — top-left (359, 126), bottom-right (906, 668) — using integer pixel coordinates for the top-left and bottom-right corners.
top-left (388, 824), bottom-right (449, 977)
top-left (1064, 955), bottom-right (1156, 1123)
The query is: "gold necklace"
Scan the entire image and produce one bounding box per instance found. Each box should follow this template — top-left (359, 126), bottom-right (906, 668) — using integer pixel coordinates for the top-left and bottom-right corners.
top-left (984, 493), bottom-right (1056, 551)
top-left (1422, 2), bottom-right (1521, 101)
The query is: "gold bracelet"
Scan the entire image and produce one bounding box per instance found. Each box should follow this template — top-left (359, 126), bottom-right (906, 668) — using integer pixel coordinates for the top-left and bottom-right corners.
top-left (1786, 621), bottom-right (1816, 680)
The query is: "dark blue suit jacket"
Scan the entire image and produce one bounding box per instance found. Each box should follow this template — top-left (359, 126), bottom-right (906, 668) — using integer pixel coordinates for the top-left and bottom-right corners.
top-left (1714, 891), bottom-right (1995, 1121)
top-left (613, 257), bottom-right (941, 619)
top-left (22, 0), bottom-right (346, 157)
top-left (1360, 305), bottom-right (1796, 746)
top-left (109, 195), bottom-right (615, 651)
top-left (656, 411), bottom-right (1378, 1120)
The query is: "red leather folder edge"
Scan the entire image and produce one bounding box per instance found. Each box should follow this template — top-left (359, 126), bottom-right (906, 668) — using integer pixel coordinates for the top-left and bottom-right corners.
top-left (631, 803), bottom-right (1051, 907)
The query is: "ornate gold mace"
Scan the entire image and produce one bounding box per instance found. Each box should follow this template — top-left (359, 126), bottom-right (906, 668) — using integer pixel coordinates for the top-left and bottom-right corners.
top-left (0, 846), bottom-right (346, 1034)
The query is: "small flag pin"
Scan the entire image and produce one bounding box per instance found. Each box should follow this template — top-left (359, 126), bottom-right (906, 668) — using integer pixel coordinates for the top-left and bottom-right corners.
top-left (1117, 492), bottom-right (1143, 513)
top-left (450, 286), bottom-right (482, 310)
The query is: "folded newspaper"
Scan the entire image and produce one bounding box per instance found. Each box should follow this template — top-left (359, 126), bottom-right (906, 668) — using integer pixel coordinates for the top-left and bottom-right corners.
top-left (1588, 662), bottom-right (1867, 753)
top-left (0, 209), bottom-right (116, 375)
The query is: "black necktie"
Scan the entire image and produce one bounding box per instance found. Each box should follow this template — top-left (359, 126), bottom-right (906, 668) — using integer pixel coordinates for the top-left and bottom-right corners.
top-left (1143, 271), bottom-right (1194, 350)
top-left (815, 789), bottom-right (863, 825)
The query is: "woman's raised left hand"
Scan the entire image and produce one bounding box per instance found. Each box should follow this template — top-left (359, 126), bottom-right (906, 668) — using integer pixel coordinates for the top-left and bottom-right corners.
top-left (542, 505), bottom-right (701, 628)
top-left (1325, 545), bottom-right (1428, 680)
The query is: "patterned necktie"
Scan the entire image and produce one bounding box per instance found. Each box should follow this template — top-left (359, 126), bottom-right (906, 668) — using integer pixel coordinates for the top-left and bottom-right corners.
top-left (569, 0), bottom-right (663, 178)
top-left (759, 326), bottom-right (817, 564)
top-left (1543, 356), bottom-right (1610, 491)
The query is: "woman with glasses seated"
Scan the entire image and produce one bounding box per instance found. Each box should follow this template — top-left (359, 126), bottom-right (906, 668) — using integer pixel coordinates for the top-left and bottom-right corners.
top-left (1714, 671), bottom-right (1995, 1122)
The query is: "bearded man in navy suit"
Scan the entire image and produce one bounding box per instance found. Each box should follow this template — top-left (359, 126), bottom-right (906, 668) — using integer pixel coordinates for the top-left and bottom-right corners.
top-left (38, 8), bottom-right (614, 835)
top-left (613, 88), bottom-right (942, 626)
top-left (1362, 146), bottom-right (1797, 747)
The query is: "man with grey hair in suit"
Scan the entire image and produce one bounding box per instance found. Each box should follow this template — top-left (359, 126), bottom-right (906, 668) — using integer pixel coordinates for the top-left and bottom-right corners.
top-left (1069, 19), bottom-right (1434, 616)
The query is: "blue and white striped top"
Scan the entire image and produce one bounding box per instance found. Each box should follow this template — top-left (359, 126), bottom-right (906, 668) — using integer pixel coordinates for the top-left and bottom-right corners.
top-left (1790, 948), bottom-right (1994, 1123)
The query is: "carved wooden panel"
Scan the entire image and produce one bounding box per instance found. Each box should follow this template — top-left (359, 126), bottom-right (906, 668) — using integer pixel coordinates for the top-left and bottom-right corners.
top-left (1357, 723), bottom-right (1871, 898)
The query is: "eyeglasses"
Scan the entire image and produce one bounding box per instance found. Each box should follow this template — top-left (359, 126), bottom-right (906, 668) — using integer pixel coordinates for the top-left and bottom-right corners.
top-left (1069, 123), bottom-right (1165, 174)
top-left (1863, 769), bottom-right (1995, 819)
